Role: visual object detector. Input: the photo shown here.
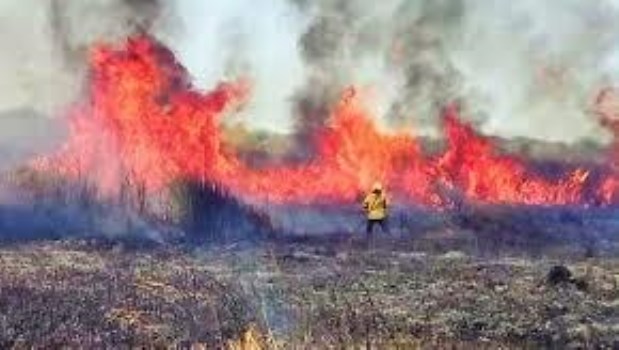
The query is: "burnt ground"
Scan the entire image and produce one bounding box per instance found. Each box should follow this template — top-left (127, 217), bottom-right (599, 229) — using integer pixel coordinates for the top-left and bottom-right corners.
top-left (0, 232), bottom-right (618, 349)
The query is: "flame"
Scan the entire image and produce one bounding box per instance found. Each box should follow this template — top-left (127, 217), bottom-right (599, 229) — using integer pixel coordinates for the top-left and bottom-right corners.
top-left (227, 324), bottom-right (265, 350)
top-left (435, 104), bottom-right (589, 205)
top-left (34, 35), bottom-right (619, 208)
top-left (220, 87), bottom-right (428, 203)
top-left (36, 36), bottom-right (248, 196)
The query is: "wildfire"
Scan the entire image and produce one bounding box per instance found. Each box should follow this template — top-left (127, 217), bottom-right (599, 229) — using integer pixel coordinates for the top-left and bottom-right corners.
top-left (35, 35), bottom-right (619, 208)
top-left (435, 104), bottom-right (589, 205)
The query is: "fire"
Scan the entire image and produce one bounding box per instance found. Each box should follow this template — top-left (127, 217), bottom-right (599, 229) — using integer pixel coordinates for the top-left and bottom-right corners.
top-left (220, 87), bottom-right (427, 203)
top-left (227, 324), bottom-right (266, 350)
top-left (35, 35), bottom-right (619, 208)
top-left (435, 105), bottom-right (589, 205)
top-left (36, 36), bottom-right (248, 196)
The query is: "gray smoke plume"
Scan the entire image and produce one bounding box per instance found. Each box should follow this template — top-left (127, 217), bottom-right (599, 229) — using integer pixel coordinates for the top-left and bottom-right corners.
top-left (289, 0), bottom-right (466, 140)
top-left (49, 0), bottom-right (164, 66)
top-left (288, 0), bottom-right (619, 143)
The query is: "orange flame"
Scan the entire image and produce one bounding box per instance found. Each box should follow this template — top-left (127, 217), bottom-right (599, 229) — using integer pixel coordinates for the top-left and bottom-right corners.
top-left (435, 104), bottom-right (589, 205)
top-left (35, 36), bottom-right (618, 208)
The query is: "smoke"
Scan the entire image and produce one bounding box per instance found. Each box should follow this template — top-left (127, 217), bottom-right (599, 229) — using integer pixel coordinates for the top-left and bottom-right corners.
top-left (289, 0), bottom-right (619, 143)
top-left (0, 0), bottom-right (166, 114)
top-left (453, 0), bottom-right (619, 143)
top-left (3, 0), bottom-right (616, 168)
top-left (0, 0), bottom-right (165, 169)
top-left (162, 0), bottom-right (619, 144)
top-left (160, 0), bottom-right (308, 133)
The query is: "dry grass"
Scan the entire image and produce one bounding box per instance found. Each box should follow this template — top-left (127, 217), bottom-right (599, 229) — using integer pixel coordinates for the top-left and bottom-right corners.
top-left (0, 237), bottom-right (618, 348)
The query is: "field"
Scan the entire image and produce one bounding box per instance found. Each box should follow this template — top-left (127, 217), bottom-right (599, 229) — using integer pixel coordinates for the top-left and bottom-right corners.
top-left (1, 232), bottom-right (618, 349)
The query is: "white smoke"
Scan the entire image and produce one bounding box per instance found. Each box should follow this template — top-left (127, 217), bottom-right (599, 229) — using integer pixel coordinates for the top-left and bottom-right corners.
top-left (0, 0), bottom-right (74, 116)
top-left (161, 0), bottom-right (309, 133)
top-left (453, 0), bottom-right (619, 142)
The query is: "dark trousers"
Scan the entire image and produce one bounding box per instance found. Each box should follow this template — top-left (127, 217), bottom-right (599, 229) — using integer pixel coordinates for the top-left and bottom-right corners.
top-left (366, 218), bottom-right (389, 235)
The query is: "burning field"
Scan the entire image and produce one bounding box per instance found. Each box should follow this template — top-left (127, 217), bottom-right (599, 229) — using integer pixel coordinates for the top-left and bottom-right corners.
top-left (27, 35), bottom-right (619, 207)
top-left (3, 0), bottom-right (619, 348)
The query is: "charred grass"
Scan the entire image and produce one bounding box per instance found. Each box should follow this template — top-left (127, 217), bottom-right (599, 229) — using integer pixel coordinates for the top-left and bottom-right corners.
top-left (0, 236), bottom-right (618, 348)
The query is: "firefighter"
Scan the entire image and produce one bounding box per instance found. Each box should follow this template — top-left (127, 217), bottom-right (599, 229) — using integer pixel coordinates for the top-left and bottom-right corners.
top-left (362, 182), bottom-right (389, 236)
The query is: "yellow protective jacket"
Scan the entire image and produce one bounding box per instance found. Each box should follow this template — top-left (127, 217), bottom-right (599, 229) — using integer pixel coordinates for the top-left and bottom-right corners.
top-left (362, 192), bottom-right (388, 220)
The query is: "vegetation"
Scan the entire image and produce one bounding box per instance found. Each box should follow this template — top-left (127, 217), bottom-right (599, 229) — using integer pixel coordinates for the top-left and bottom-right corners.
top-left (0, 237), bottom-right (618, 348)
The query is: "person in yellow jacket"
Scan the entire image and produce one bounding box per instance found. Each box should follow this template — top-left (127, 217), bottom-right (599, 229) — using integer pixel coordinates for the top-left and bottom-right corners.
top-left (362, 182), bottom-right (389, 235)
